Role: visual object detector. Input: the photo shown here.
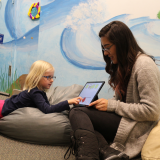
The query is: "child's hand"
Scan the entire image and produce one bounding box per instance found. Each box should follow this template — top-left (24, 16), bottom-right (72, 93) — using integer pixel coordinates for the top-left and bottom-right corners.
top-left (68, 97), bottom-right (83, 105)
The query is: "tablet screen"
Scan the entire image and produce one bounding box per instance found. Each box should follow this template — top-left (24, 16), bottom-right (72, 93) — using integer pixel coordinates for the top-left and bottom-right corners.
top-left (78, 81), bottom-right (105, 106)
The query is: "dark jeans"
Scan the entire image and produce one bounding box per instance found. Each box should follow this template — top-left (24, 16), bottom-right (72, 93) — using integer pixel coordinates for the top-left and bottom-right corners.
top-left (69, 106), bottom-right (122, 143)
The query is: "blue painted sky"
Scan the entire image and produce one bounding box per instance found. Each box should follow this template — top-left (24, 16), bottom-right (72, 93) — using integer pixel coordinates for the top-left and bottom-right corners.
top-left (0, 0), bottom-right (160, 97)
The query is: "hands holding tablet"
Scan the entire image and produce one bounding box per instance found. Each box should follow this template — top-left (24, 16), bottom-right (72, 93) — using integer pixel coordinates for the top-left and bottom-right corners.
top-left (68, 97), bottom-right (83, 105)
top-left (88, 98), bottom-right (108, 111)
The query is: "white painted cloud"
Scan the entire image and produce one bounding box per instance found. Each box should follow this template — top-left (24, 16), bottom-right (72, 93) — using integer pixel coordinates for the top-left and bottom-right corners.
top-left (64, 0), bottom-right (109, 30)
top-left (64, 0), bottom-right (160, 30)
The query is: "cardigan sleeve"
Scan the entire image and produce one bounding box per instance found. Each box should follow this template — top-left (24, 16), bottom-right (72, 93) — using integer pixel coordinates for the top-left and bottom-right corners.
top-left (107, 57), bottom-right (160, 121)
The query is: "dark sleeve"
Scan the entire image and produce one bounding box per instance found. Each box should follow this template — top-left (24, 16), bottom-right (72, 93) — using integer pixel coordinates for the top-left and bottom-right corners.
top-left (31, 90), bottom-right (70, 114)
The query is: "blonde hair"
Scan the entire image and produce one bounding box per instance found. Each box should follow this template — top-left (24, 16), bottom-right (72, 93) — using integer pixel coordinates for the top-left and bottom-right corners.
top-left (23, 60), bottom-right (54, 92)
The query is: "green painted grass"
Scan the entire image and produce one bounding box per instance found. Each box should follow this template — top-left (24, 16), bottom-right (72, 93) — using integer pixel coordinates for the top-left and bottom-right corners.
top-left (157, 11), bottom-right (160, 19)
top-left (0, 67), bottom-right (21, 95)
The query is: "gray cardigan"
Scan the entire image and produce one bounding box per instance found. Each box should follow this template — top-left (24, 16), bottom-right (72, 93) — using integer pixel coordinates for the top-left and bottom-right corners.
top-left (107, 54), bottom-right (160, 158)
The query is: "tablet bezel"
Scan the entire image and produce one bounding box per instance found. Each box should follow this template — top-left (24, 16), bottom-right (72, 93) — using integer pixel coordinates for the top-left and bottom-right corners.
top-left (76, 81), bottom-right (105, 106)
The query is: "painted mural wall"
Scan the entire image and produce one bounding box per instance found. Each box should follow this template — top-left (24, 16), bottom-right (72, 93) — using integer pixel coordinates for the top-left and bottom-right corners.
top-left (0, 0), bottom-right (160, 98)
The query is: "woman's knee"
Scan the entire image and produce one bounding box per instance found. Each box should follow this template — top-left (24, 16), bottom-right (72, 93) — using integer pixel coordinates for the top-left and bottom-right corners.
top-left (69, 107), bottom-right (82, 119)
top-left (70, 107), bottom-right (88, 115)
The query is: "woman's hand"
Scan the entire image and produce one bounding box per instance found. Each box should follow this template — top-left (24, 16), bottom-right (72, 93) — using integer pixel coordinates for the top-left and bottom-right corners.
top-left (68, 97), bottom-right (83, 105)
top-left (88, 98), bottom-right (108, 111)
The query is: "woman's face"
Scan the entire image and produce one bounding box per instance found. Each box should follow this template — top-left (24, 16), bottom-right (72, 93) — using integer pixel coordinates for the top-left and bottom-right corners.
top-left (101, 36), bottom-right (118, 64)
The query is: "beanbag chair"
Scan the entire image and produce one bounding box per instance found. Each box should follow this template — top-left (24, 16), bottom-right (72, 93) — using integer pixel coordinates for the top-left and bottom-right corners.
top-left (0, 84), bottom-right (83, 145)
top-left (141, 120), bottom-right (160, 160)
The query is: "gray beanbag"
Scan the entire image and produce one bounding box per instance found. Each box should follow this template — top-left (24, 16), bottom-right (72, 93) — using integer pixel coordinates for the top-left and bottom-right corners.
top-left (0, 84), bottom-right (83, 145)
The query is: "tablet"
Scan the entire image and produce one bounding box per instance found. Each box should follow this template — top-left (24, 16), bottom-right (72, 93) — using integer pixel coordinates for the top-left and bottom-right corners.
top-left (76, 81), bottom-right (105, 106)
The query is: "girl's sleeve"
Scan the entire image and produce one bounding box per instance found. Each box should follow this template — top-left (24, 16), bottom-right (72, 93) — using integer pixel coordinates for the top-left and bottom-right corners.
top-left (107, 60), bottom-right (160, 122)
top-left (31, 91), bottom-right (70, 113)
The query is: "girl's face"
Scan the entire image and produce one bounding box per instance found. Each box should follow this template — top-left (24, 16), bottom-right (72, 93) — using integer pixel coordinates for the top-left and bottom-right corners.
top-left (101, 36), bottom-right (118, 64)
top-left (38, 69), bottom-right (55, 90)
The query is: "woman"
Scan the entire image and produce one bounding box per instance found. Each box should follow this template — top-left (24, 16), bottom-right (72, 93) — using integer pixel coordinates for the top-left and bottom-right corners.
top-left (65, 21), bottom-right (160, 160)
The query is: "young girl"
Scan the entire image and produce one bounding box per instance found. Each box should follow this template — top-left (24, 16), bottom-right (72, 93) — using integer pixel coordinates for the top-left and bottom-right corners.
top-left (0, 60), bottom-right (82, 118)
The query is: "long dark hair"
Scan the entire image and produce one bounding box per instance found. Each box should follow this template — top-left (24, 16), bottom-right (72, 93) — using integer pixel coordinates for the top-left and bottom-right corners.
top-left (99, 21), bottom-right (153, 101)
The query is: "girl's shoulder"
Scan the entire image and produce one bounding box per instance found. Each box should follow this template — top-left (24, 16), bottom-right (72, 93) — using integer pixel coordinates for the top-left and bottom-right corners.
top-left (29, 87), bottom-right (46, 95)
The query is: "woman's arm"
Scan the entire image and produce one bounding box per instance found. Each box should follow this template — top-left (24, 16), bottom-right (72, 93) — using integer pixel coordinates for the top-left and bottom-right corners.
top-left (90, 57), bottom-right (160, 122)
top-left (107, 60), bottom-right (160, 121)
